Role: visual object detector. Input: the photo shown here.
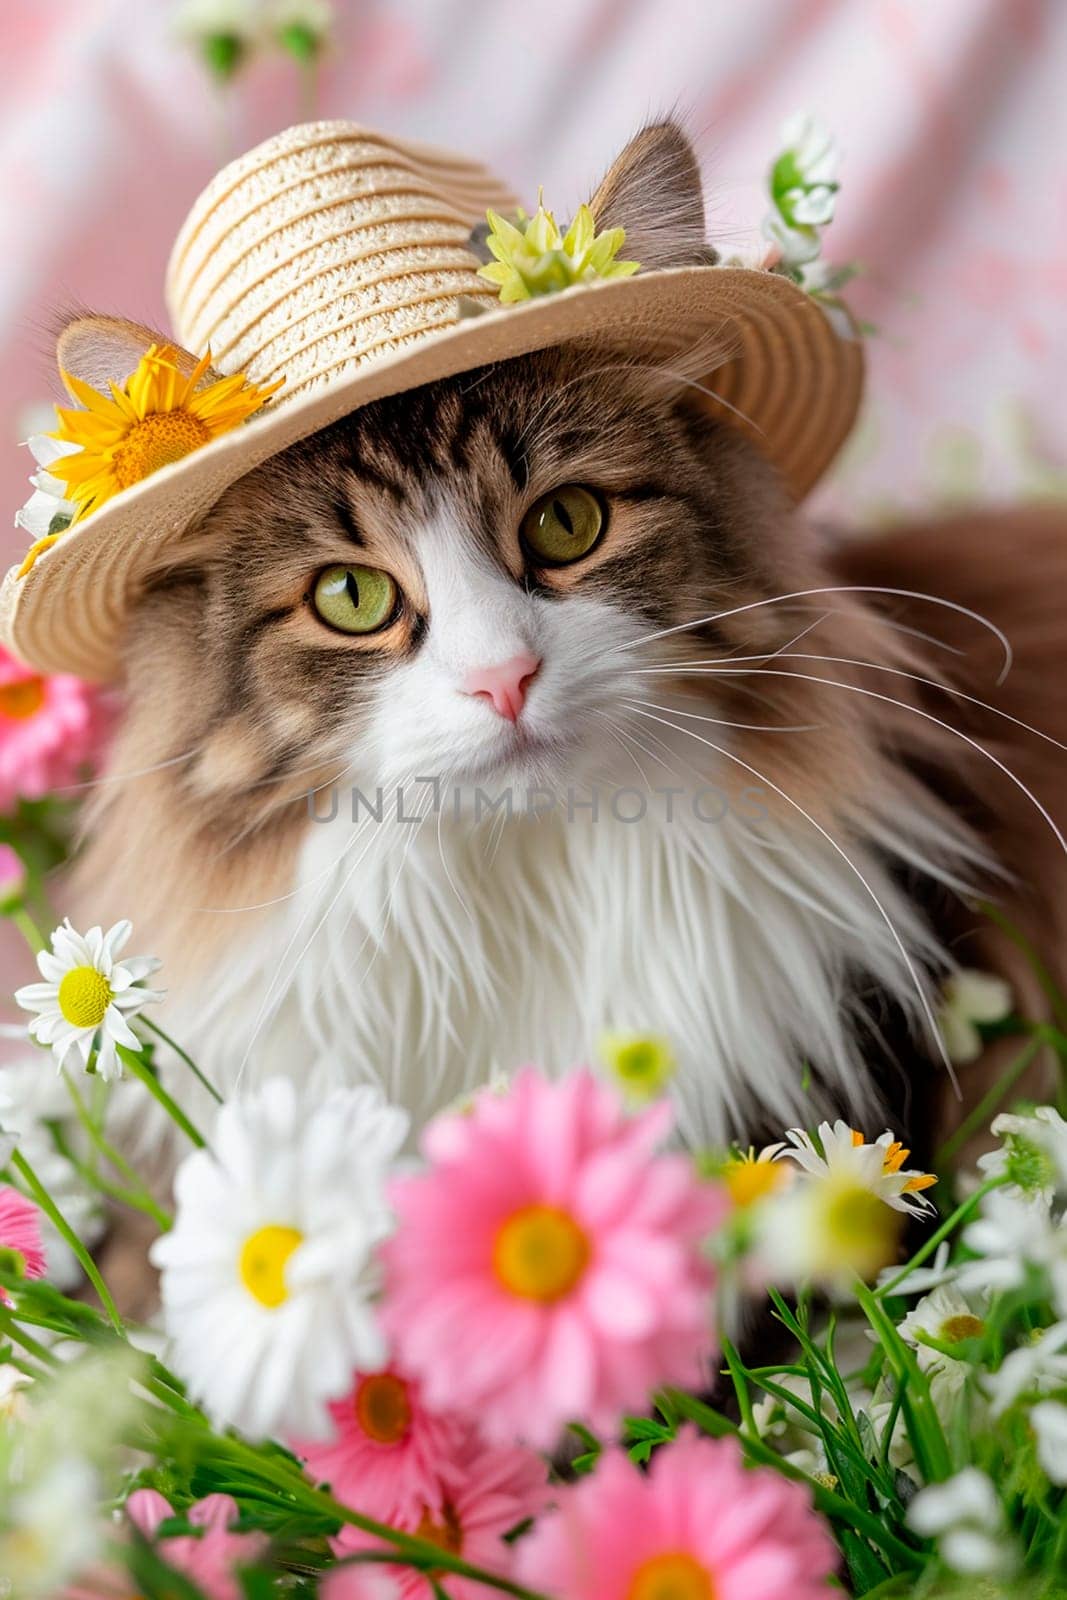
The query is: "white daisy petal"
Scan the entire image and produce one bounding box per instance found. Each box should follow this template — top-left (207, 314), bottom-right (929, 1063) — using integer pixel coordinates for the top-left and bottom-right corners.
top-left (151, 1076), bottom-right (408, 1439)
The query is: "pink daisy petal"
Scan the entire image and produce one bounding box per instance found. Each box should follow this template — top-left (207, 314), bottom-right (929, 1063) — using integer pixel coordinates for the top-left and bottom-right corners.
top-left (517, 1429), bottom-right (838, 1600)
top-left (382, 1069), bottom-right (724, 1448)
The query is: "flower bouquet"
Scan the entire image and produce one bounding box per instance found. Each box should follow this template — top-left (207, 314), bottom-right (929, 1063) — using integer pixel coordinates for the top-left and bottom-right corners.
top-left (1, 813), bottom-right (1067, 1599)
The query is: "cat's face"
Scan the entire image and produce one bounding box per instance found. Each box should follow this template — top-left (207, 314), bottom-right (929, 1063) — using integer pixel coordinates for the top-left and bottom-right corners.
top-left (130, 344), bottom-right (797, 819)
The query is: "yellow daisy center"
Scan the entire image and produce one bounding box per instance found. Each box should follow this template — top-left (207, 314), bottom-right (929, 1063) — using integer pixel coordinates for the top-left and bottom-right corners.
top-left (492, 1203), bottom-right (590, 1302)
top-left (941, 1313), bottom-right (984, 1343)
top-left (819, 1177), bottom-right (902, 1279)
top-left (111, 410), bottom-right (212, 489)
top-left (355, 1373), bottom-right (413, 1445)
top-left (238, 1224), bottom-right (303, 1308)
top-left (722, 1155), bottom-right (786, 1208)
top-left (0, 677), bottom-right (46, 720)
top-left (57, 965), bottom-right (113, 1028)
top-left (628, 1551), bottom-right (716, 1600)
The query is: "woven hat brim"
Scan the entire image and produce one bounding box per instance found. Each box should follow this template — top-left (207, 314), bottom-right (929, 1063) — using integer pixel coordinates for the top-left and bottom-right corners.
top-left (1, 266), bottom-right (862, 681)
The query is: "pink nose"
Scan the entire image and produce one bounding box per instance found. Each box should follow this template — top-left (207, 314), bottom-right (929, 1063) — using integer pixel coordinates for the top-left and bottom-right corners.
top-left (463, 652), bottom-right (541, 722)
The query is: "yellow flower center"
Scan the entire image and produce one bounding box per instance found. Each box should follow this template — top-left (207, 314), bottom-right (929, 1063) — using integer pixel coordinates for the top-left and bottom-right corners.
top-left (941, 1314), bottom-right (984, 1343)
top-left (355, 1373), bottom-right (413, 1445)
top-left (111, 410), bottom-right (211, 490)
top-left (57, 965), bottom-right (113, 1028)
top-left (820, 1178), bottom-right (902, 1279)
top-left (415, 1501), bottom-right (463, 1558)
top-left (722, 1155), bottom-right (787, 1208)
top-left (238, 1224), bottom-right (303, 1307)
top-left (628, 1552), bottom-right (716, 1600)
top-left (492, 1203), bottom-right (590, 1302)
top-left (0, 677), bottom-right (46, 719)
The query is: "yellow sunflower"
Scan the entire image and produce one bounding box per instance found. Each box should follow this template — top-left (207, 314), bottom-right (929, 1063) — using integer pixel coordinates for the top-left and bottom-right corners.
top-left (18, 345), bottom-right (281, 576)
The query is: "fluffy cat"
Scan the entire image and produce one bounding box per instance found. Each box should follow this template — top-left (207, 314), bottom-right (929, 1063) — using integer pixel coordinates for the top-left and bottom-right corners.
top-left (68, 121), bottom-right (1066, 1153)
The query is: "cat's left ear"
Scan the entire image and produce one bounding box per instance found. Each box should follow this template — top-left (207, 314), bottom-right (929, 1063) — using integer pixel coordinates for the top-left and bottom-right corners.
top-left (587, 118), bottom-right (717, 271)
top-left (56, 313), bottom-right (209, 397)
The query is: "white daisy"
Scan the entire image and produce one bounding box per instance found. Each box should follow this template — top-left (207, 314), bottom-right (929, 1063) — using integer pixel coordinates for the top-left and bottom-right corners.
top-left (756, 1122), bottom-right (936, 1289)
top-left (936, 969), bottom-right (1012, 1065)
top-left (907, 1468), bottom-right (1019, 1579)
top-left (0, 1456), bottom-right (101, 1597)
top-left (985, 1322), bottom-right (1067, 1416)
top-left (150, 1076), bottom-right (408, 1440)
top-left (14, 434), bottom-right (78, 542)
top-left (774, 1121), bottom-right (938, 1215)
top-left (978, 1105), bottom-right (1067, 1199)
top-left (1032, 1399), bottom-right (1067, 1485)
top-left (14, 919), bottom-right (163, 1083)
top-left (0, 1363), bottom-right (31, 1423)
top-left (958, 1188), bottom-right (1057, 1296)
top-left (898, 1283), bottom-right (987, 1391)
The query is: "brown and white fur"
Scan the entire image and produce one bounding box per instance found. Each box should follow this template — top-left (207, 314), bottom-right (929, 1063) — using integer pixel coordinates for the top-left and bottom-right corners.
top-left (68, 121), bottom-right (1066, 1155)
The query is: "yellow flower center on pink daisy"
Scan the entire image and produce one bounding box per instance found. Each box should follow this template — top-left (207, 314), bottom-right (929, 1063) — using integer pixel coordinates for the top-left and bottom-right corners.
top-left (111, 410), bottom-right (212, 489)
top-left (627, 1551), bottom-right (716, 1600)
top-left (239, 1224), bottom-right (303, 1307)
top-left (492, 1203), bottom-right (590, 1302)
top-left (941, 1313), bottom-right (984, 1343)
top-left (0, 677), bottom-right (46, 720)
top-left (355, 1372), bottom-right (413, 1445)
top-left (57, 966), bottom-right (113, 1028)
top-left (415, 1500), bottom-right (463, 1558)
top-left (721, 1153), bottom-right (787, 1208)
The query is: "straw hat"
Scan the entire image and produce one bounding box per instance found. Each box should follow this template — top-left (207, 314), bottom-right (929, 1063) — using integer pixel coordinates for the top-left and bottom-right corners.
top-left (1, 119), bottom-right (863, 682)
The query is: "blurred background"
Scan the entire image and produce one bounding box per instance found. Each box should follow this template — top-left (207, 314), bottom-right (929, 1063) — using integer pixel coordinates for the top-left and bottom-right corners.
top-left (0, 0), bottom-right (1063, 557)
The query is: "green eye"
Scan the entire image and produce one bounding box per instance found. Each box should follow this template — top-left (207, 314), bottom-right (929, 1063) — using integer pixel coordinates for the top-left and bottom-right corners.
top-left (313, 565), bottom-right (398, 634)
top-left (520, 485), bottom-right (604, 565)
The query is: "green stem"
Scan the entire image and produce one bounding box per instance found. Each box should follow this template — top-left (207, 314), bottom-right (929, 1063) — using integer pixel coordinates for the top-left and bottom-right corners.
top-left (977, 899), bottom-right (1067, 1033)
top-left (6, 1147), bottom-right (123, 1332)
top-left (191, 1433), bottom-right (553, 1599)
top-left (141, 1016), bottom-right (223, 1105)
top-left (875, 1177), bottom-right (1005, 1299)
top-left (0, 1303), bottom-right (61, 1368)
top-left (935, 1035), bottom-right (1043, 1168)
top-left (118, 1045), bottom-right (207, 1149)
top-left (60, 1069), bottom-right (172, 1230)
top-left (721, 1337), bottom-right (757, 1436)
top-left (10, 905), bottom-right (45, 954)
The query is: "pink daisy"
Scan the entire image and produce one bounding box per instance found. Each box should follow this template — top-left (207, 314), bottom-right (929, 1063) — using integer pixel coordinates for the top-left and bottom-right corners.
top-left (382, 1068), bottom-right (726, 1448)
top-left (517, 1428), bottom-right (838, 1600)
top-left (293, 1365), bottom-right (470, 1522)
top-left (0, 1184), bottom-right (46, 1300)
top-left (0, 645), bottom-right (105, 811)
top-left (325, 1429), bottom-right (548, 1600)
top-left (65, 1492), bottom-right (268, 1600)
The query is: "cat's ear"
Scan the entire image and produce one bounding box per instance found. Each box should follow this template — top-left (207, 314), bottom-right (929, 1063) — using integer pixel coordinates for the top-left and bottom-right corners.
top-left (55, 314), bottom-right (208, 397)
top-left (587, 118), bottom-right (716, 271)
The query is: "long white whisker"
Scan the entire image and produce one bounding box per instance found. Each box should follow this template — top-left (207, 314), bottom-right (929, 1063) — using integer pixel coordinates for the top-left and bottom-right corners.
top-left (633, 651), bottom-right (1067, 756)
top-left (622, 697), bottom-right (960, 1094)
top-left (612, 586), bottom-right (1013, 683)
top-left (654, 666), bottom-right (1067, 862)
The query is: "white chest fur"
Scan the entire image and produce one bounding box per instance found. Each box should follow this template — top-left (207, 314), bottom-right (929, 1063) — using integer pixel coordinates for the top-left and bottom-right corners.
top-left (173, 780), bottom-right (959, 1148)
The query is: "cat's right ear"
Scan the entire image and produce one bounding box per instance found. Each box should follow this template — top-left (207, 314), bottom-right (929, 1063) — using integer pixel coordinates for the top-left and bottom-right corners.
top-left (587, 118), bottom-right (717, 271)
top-left (55, 314), bottom-right (208, 397)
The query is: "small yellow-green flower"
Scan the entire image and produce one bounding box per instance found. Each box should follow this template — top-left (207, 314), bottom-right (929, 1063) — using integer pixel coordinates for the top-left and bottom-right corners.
top-left (598, 1031), bottom-right (675, 1103)
top-left (478, 198), bottom-right (640, 304)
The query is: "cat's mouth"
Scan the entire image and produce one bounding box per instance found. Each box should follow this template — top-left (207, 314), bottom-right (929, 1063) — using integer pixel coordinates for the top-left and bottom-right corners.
top-left (457, 723), bottom-right (574, 785)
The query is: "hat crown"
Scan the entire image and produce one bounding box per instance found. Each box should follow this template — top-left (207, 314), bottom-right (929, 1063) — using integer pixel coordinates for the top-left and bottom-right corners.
top-left (166, 121), bottom-right (518, 404)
